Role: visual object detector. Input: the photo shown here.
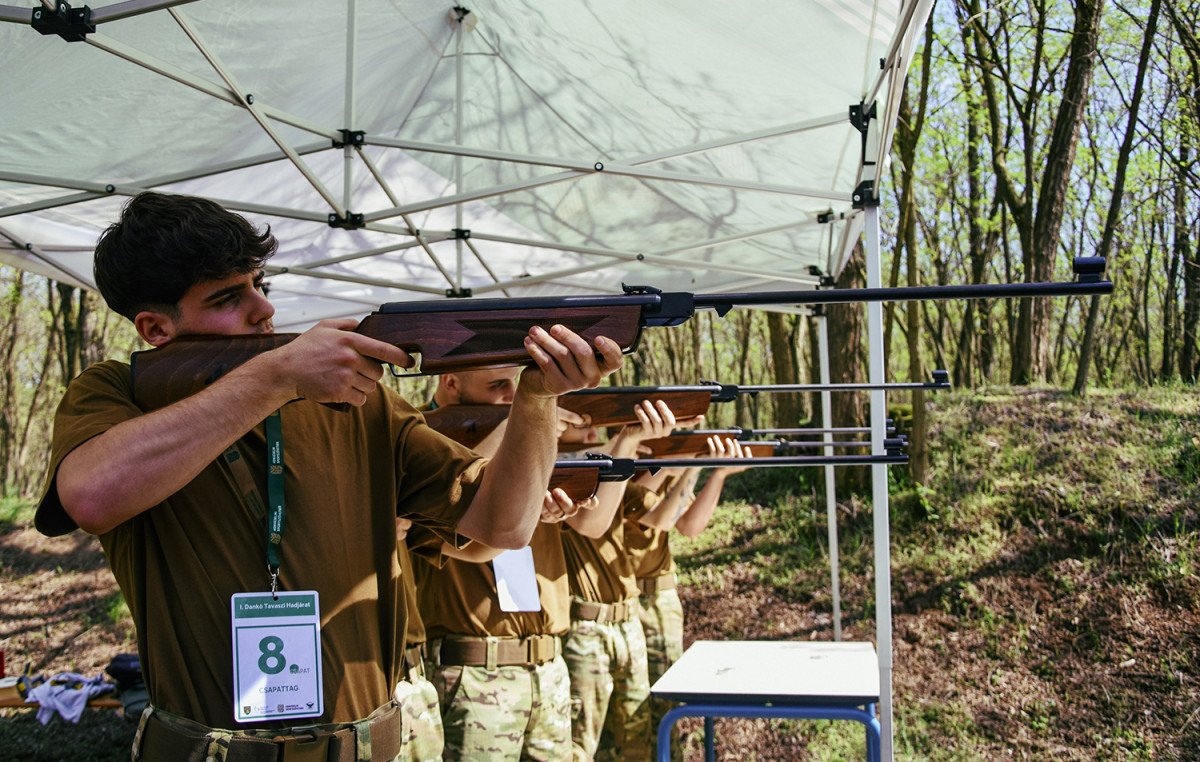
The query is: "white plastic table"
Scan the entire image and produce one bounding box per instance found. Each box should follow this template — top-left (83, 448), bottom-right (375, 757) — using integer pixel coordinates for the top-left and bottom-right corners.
top-left (650, 640), bottom-right (881, 762)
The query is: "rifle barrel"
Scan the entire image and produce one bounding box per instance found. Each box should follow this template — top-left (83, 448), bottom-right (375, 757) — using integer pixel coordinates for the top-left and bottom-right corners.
top-left (633, 454), bottom-right (908, 470)
top-left (735, 380), bottom-right (946, 392)
top-left (691, 277), bottom-right (1112, 311)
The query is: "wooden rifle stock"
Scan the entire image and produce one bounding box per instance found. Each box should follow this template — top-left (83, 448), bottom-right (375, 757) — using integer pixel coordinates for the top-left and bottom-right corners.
top-left (548, 466), bottom-right (602, 502)
top-left (419, 388), bottom-right (714, 451)
top-left (421, 405), bottom-right (512, 449)
top-left (558, 388), bottom-right (713, 426)
top-left (130, 301), bottom-right (648, 410)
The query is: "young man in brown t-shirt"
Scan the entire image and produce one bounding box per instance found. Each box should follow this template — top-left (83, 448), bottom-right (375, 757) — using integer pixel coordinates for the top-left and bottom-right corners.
top-left (35, 192), bottom-right (622, 761)
top-left (559, 401), bottom-right (691, 761)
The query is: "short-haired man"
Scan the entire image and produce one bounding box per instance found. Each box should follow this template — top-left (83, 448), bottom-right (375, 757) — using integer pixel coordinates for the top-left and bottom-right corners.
top-left (410, 367), bottom-right (583, 760)
top-left (35, 192), bottom-right (622, 761)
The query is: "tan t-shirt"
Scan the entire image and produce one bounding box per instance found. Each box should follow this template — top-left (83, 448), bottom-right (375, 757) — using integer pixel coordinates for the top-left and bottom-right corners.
top-left (399, 543), bottom-right (426, 648)
top-left (414, 521), bottom-right (570, 639)
top-left (561, 483), bottom-right (659, 604)
top-left (624, 475), bottom-right (679, 580)
top-left (36, 360), bottom-right (485, 728)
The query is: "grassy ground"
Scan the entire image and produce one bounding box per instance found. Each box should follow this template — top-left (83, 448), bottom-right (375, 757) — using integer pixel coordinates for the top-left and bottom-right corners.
top-left (673, 386), bottom-right (1200, 760)
top-left (2, 386), bottom-right (1198, 760)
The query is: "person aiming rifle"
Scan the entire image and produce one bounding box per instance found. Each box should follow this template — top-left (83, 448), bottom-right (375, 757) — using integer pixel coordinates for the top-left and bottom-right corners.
top-left (623, 434), bottom-right (754, 758)
top-left (33, 192), bottom-right (623, 761)
top-left (407, 366), bottom-right (596, 760)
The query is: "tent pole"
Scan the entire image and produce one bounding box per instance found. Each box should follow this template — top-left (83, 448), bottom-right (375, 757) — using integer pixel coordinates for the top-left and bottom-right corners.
top-left (864, 203), bottom-right (894, 761)
top-left (817, 312), bottom-right (842, 641)
top-left (343, 0), bottom-right (358, 212)
top-left (453, 8), bottom-right (467, 293)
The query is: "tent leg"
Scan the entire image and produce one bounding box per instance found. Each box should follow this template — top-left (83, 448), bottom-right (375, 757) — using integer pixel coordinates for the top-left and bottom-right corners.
top-left (864, 204), bottom-right (893, 761)
top-left (817, 312), bottom-right (842, 641)
top-left (342, 0), bottom-right (358, 212)
top-left (453, 7), bottom-right (467, 292)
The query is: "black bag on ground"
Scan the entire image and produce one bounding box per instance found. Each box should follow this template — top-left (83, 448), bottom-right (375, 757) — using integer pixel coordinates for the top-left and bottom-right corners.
top-left (104, 653), bottom-right (148, 718)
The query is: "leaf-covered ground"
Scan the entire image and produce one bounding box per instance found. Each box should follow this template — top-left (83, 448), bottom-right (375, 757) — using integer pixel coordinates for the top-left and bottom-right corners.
top-left (2, 387), bottom-right (1198, 760)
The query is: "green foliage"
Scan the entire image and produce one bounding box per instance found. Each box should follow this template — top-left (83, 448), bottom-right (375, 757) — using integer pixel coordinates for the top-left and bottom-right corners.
top-left (0, 495), bottom-right (35, 528)
top-left (675, 387), bottom-right (1200, 758)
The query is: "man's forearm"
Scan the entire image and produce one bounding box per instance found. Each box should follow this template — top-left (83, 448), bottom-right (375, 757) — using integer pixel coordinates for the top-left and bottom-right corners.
top-left (675, 472), bottom-right (726, 538)
top-left (455, 387), bottom-right (557, 549)
top-left (57, 355), bottom-right (297, 535)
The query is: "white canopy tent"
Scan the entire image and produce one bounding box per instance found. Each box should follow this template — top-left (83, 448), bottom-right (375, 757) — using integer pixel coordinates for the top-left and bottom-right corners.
top-left (0, 1), bottom-right (933, 757)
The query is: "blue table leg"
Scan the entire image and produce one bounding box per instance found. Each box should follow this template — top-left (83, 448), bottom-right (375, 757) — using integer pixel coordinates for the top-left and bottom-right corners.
top-left (704, 716), bottom-right (715, 762)
top-left (656, 702), bottom-right (881, 762)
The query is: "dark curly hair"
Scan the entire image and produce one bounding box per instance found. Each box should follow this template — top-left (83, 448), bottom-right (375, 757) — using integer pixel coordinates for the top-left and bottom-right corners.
top-left (93, 192), bottom-right (277, 320)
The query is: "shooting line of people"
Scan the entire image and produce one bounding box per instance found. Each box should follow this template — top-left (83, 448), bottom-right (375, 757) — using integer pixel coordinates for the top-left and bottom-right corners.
top-left (33, 193), bottom-right (839, 762)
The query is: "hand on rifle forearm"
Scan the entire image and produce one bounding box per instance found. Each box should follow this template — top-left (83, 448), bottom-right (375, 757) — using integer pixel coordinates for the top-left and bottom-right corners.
top-left (606, 400), bottom-right (677, 458)
top-left (540, 488), bottom-right (589, 524)
top-left (709, 435), bottom-right (754, 476)
top-left (518, 325), bottom-right (623, 398)
top-left (556, 407), bottom-right (587, 437)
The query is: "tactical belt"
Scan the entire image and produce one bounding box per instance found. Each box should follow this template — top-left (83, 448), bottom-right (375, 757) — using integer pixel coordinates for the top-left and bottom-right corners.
top-left (570, 596), bottom-right (637, 624)
top-left (135, 701), bottom-right (401, 762)
top-left (637, 572), bottom-right (677, 596)
top-left (434, 634), bottom-right (561, 670)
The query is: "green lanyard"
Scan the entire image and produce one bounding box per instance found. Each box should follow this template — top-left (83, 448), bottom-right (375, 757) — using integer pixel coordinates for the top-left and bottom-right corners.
top-left (265, 410), bottom-right (285, 599)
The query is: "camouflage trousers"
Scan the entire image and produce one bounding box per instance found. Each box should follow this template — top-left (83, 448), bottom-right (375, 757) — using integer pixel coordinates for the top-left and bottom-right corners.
top-left (431, 653), bottom-right (572, 761)
top-left (638, 586), bottom-right (684, 761)
top-left (395, 660), bottom-right (444, 762)
top-left (562, 613), bottom-right (651, 761)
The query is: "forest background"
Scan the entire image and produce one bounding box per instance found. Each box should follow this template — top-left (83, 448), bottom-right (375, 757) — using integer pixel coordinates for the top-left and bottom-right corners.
top-left (1, 0), bottom-right (1196, 496)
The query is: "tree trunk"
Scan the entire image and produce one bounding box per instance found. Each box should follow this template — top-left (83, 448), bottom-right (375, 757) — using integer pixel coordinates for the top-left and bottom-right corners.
top-left (826, 245), bottom-right (868, 491)
top-left (0, 269), bottom-right (24, 494)
top-left (1025, 0), bottom-right (1104, 383)
top-left (766, 312), bottom-right (804, 427)
top-left (1074, 0), bottom-right (1156, 394)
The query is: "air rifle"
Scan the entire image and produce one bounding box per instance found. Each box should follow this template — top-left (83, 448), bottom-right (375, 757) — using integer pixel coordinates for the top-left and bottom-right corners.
top-left (643, 432), bottom-right (908, 459)
top-left (549, 451), bottom-right (910, 502)
top-left (129, 257), bottom-right (1108, 410)
top-left (421, 386), bottom-right (907, 450)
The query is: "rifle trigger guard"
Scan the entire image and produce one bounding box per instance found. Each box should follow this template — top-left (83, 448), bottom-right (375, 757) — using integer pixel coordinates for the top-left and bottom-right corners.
top-left (386, 361), bottom-right (425, 378)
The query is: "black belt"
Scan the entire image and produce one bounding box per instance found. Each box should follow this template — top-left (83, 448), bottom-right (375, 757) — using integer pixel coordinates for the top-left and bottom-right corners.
top-left (137, 703), bottom-right (401, 762)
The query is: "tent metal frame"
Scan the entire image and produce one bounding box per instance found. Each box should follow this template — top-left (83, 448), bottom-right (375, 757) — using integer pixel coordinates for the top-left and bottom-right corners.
top-left (0, 2), bottom-right (862, 299)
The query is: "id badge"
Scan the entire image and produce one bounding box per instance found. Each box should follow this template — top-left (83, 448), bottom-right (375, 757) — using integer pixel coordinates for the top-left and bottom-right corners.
top-left (230, 591), bottom-right (323, 723)
top-left (493, 546), bottom-right (541, 612)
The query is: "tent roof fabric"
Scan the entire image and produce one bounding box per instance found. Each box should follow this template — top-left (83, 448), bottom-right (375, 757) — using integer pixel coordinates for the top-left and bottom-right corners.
top-left (0, 0), bottom-right (928, 329)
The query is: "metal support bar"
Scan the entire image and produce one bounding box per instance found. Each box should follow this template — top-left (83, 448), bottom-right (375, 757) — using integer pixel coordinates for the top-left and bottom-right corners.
top-left (864, 204), bottom-right (894, 761)
top-left (167, 8), bottom-right (346, 217)
top-left (342, 0), bottom-right (358, 213)
top-left (818, 313), bottom-right (842, 640)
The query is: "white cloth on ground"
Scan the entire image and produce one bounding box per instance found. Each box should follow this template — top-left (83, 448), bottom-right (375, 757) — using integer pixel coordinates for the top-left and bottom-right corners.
top-left (25, 672), bottom-right (114, 724)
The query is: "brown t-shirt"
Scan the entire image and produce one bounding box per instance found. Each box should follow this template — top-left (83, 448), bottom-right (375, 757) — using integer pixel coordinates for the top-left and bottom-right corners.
top-left (624, 475), bottom-right (679, 580)
top-left (399, 543), bottom-right (426, 647)
top-left (561, 483), bottom-right (659, 604)
top-left (36, 360), bottom-right (485, 728)
top-left (414, 521), bottom-right (570, 639)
